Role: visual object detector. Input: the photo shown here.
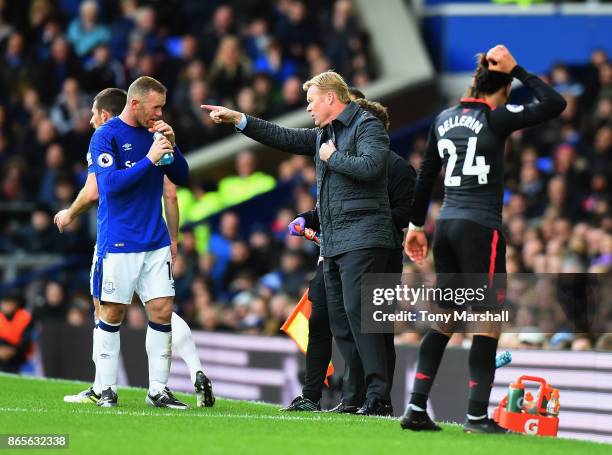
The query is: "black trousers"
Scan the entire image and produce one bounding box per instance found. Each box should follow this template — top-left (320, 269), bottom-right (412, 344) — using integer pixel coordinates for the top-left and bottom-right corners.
top-left (302, 247), bottom-right (399, 403)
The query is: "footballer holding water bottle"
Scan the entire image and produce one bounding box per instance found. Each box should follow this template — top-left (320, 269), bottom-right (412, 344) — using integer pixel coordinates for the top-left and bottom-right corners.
top-left (88, 76), bottom-right (191, 409)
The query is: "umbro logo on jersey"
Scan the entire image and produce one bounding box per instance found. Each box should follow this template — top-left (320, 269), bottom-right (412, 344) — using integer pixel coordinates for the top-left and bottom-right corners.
top-left (122, 143), bottom-right (133, 151)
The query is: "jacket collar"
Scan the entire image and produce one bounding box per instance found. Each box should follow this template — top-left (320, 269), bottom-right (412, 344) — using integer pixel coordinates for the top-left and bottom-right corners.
top-left (460, 97), bottom-right (495, 110)
top-left (334, 101), bottom-right (359, 126)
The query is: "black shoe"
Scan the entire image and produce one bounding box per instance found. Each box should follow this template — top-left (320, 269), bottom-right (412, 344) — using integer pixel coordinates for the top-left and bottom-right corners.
top-left (281, 396), bottom-right (321, 412)
top-left (97, 388), bottom-right (118, 408)
top-left (194, 371), bottom-right (215, 407)
top-left (146, 388), bottom-right (188, 410)
top-left (463, 418), bottom-right (507, 434)
top-left (356, 398), bottom-right (390, 416)
top-left (382, 400), bottom-right (394, 417)
top-left (400, 407), bottom-right (442, 431)
top-left (326, 402), bottom-right (360, 414)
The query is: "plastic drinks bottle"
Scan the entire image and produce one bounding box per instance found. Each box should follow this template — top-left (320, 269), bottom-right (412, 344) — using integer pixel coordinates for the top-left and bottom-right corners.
top-left (507, 381), bottom-right (525, 412)
top-left (154, 132), bottom-right (174, 166)
top-left (546, 389), bottom-right (560, 417)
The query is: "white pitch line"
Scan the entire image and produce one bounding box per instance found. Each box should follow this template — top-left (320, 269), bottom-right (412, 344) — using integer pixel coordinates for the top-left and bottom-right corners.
top-left (0, 407), bottom-right (397, 422)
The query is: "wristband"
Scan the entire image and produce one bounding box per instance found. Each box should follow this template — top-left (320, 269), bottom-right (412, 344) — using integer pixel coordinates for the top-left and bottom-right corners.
top-left (409, 223), bottom-right (424, 232)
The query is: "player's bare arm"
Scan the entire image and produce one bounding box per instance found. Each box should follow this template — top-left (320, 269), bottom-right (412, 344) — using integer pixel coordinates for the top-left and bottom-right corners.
top-left (162, 176), bottom-right (179, 265)
top-left (54, 173), bottom-right (99, 233)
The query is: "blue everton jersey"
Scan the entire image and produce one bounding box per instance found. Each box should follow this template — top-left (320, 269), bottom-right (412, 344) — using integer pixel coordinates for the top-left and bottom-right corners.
top-left (89, 116), bottom-right (170, 256)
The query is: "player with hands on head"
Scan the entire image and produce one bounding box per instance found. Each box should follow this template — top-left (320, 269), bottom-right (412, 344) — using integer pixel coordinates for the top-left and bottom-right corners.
top-left (401, 45), bottom-right (566, 433)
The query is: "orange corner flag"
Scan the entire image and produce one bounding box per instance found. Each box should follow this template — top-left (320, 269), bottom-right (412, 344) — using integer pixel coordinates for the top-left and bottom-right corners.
top-left (281, 289), bottom-right (334, 386)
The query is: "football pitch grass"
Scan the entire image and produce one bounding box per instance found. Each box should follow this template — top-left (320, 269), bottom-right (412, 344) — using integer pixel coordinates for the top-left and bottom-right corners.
top-left (1, 374), bottom-right (610, 454)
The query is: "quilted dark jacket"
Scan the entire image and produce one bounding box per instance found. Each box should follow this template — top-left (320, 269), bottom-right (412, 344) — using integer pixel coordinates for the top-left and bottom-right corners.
top-left (300, 150), bottom-right (416, 249)
top-left (240, 101), bottom-right (399, 257)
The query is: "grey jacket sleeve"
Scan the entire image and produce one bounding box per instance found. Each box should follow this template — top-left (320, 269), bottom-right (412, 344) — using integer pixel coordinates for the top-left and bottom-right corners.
top-left (326, 117), bottom-right (389, 181)
top-left (241, 115), bottom-right (318, 156)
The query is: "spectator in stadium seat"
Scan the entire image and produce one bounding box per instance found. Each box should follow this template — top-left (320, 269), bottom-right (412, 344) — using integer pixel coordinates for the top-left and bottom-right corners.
top-left (252, 72), bottom-right (275, 118)
top-left (33, 16), bottom-right (63, 61)
top-left (12, 203), bottom-right (63, 253)
top-left (66, 0), bottom-right (110, 57)
top-left (236, 87), bottom-right (262, 118)
top-left (33, 281), bottom-right (70, 323)
top-left (324, 0), bottom-right (361, 76)
top-left (0, 131), bottom-right (10, 170)
top-left (198, 4), bottom-right (235, 65)
top-left (209, 211), bottom-right (241, 295)
top-left (550, 63), bottom-right (584, 98)
top-left (253, 40), bottom-right (297, 86)
top-left (66, 296), bottom-right (90, 327)
top-left (208, 35), bottom-right (252, 104)
top-left (243, 18), bottom-right (272, 63)
top-left (129, 6), bottom-right (163, 55)
top-left (0, 32), bottom-right (31, 102)
top-left (84, 44), bottom-right (126, 93)
top-left (0, 295), bottom-right (33, 373)
top-left (50, 173), bottom-right (76, 215)
top-left (38, 143), bottom-right (67, 205)
top-left (50, 78), bottom-right (91, 136)
top-left (267, 76), bottom-right (304, 117)
top-left (595, 333), bottom-right (612, 351)
top-left (176, 79), bottom-right (224, 150)
top-left (275, 0), bottom-right (314, 64)
top-left (110, 0), bottom-right (137, 60)
top-left (162, 35), bottom-right (200, 90)
top-left (1, 159), bottom-right (29, 204)
top-left (218, 150), bottom-right (276, 207)
top-left (277, 249), bottom-right (308, 298)
top-left (596, 61), bottom-right (612, 101)
top-left (172, 252), bottom-right (193, 306)
top-left (249, 225), bottom-right (281, 277)
top-left (37, 36), bottom-right (83, 104)
top-left (223, 240), bottom-right (257, 292)
top-left (590, 124), bottom-right (612, 180)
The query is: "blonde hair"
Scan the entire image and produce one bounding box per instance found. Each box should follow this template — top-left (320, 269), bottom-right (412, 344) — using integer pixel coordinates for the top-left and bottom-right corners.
top-left (127, 76), bottom-right (167, 101)
top-left (303, 71), bottom-right (351, 103)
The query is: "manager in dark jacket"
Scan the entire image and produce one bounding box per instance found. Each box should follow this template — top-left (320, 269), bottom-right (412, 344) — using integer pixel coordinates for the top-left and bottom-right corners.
top-left (203, 71), bottom-right (400, 414)
top-left (283, 96), bottom-right (416, 414)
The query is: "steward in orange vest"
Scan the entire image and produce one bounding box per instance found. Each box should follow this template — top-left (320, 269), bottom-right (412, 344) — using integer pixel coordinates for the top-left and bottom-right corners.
top-left (0, 295), bottom-right (33, 373)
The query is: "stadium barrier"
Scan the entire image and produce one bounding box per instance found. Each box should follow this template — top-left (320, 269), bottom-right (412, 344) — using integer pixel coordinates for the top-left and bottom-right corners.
top-left (35, 324), bottom-right (612, 442)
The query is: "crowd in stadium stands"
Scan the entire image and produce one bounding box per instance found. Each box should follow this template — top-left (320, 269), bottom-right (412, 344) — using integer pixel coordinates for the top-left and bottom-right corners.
top-left (0, 1), bottom-right (611, 370)
top-left (0, 0), bottom-right (374, 210)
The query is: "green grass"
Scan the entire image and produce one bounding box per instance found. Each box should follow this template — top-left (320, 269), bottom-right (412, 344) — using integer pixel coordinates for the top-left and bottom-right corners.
top-left (0, 374), bottom-right (609, 454)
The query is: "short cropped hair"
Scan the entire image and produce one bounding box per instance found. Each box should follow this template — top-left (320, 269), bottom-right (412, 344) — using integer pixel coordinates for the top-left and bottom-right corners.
top-left (303, 71), bottom-right (351, 103)
top-left (127, 76), bottom-right (167, 101)
top-left (93, 88), bottom-right (127, 116)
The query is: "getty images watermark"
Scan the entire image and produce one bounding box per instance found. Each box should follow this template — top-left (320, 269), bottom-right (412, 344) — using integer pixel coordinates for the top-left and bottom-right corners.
top-left (360, 273), bottom-right (610, 334)
top-left (370, 282), bottom-right (509, 326)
